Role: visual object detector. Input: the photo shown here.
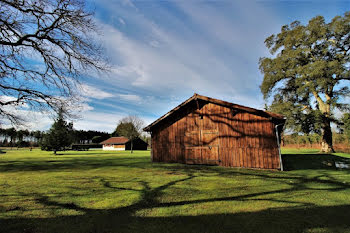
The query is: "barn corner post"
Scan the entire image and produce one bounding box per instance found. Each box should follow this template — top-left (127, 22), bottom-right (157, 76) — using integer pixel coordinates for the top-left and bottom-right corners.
top-left (275, 122), bottom-right (285, 171)
top-left (150, 131), bottom-right (153, 162)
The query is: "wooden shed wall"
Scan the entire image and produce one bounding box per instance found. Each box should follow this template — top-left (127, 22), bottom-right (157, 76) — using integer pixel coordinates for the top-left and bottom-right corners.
top-left (151, 101), bottom-right (281, 169)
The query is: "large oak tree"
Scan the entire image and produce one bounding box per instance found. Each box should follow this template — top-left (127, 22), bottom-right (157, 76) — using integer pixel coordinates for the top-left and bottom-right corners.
top-left (259, 12), bottom-right (350, 153)
top-left (0, 0), bottom-right (108, 124)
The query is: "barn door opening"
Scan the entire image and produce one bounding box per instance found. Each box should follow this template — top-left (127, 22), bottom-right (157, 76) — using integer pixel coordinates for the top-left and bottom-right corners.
top-left (201, 130), bottom-right (219, 165)
top-left (184, 129), bottom-right (219, 165)
top-left (184, 131), bottom-right (201, 164)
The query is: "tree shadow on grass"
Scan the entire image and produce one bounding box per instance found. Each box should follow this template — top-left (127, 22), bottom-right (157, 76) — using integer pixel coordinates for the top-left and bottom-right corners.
top-left (2, 148), bottom-right (350, 173)
top-left (1, 168), bottom-right (350, 233)
top-left (0, 156), bottom-right (152, 173)
top-left (282, 153), bottom-right (350, 171)
top-left (2, 204), bottom-right (350, 233)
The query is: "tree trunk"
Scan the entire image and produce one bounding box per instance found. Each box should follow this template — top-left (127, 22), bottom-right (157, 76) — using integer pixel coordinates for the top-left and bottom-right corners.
top-left (54, 149), bottom-right (57, 155)
top-left (313, 91), bottom-right (335, 153)
top-left (321, 116), bottom-right (335, 153)
top-left (131, 140), bottom-right (133, 153)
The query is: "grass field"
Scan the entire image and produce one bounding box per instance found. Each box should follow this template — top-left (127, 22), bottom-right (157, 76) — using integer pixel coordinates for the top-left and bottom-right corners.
top-left (0, 148), bottom-right (350, 233)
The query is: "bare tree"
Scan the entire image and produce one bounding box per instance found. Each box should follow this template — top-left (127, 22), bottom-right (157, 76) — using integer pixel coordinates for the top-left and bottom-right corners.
top-left (0, 0), bottom-right (109, 124)
top-left (113, 115), bottom-right (144, 153)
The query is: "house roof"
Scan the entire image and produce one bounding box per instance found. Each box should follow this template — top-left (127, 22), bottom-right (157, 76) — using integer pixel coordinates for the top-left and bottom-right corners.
top-left (100, 137), bottom-right (129, 145)
top-left (144, 93), bottom-right (285, 132)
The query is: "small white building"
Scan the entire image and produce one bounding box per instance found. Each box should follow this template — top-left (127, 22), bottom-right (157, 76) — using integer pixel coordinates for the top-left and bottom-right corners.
top-left (100, 137), bottom-right (129, 151)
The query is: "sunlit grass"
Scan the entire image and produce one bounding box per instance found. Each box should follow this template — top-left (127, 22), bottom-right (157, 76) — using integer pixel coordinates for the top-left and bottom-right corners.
top-left (0, 148), bottom-right (349, 233)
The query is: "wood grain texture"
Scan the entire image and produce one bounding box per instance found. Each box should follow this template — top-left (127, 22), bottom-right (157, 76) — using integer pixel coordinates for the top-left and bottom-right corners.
top-left (150, 100), bottom-right (281, 170)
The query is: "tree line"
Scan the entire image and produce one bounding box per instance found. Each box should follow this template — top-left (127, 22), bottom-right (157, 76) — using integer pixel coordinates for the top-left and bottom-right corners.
top-left (282, 113), bottom-right (350, 146)
top-left (0, 127), bottom-right (110, 148)
top-left (283, 132), bottom-right (349, 146)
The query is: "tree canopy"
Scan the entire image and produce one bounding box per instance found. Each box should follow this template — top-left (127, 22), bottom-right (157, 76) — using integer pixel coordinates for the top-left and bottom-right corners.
top-left (0, 0), bottom-right (108, 124)
top-left (259, 12), bottom-right (350, 153)
top-left (41, 109), bottom-right (73, 154)
top-left (113, 115), bottom-right (144, 153)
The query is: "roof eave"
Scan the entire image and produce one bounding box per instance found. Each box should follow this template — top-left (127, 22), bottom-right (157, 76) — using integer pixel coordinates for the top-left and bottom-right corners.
top-left (143, 93), bottom-right (286, 131)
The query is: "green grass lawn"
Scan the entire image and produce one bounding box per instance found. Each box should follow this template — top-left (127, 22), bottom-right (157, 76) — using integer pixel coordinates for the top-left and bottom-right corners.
top-left (0, 148), bottom-right (350, 233)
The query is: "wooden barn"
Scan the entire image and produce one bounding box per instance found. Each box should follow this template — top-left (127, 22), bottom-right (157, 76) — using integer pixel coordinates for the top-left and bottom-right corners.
top-left (144, 94), bottom-right (286, 170)
top-left (100, 137), bottom-right (148, 151)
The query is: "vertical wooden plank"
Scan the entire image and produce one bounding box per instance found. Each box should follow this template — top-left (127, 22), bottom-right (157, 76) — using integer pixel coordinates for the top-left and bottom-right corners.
top-left (218, 106), bottom-right (224, 165)
top-left (247, 113), bottom-right (252, 148)
top-left (253, 145), bottom-right (258, 168)
top-left (174, 121), bottom-right (178, 161)
top-left (226, 149), bottom-right (230, 167)
top-left (173, 121), bottom-right (177, 161)
top-left (243, 113), bottom-right (250, 168)
top-left (248, 114), bottom-right (254, 168)
top-left (152, 132), bottom-right (157, 161)
top-left (250, 148), bottom-right (255, 168)
top-left (230, 150), bottom-right (234, 167)
top-left (233, 110), bottom-right (239, 167)
top-left (241, 113), bottom-right (246, 150)
top-left (159, 128), bottom-right (163, 161)
top-left (168, 123), bottom-right (172, 161)
top-left (267, 148), bottom-right (272, 169)
top-left (236, 112), bottom-right (241, 149)
top-left (169, 130), bottom-right (172, 162)
top-left (270, 122), bottom-right (276, 169)
top-left (264, 148), bottom-right (269, 169)
top-left (244, 147), bottom-right (248, 168)
top-left (257, 148), bottom-right (262, 169)
top-left (252, 115), bottom-right (257, 148)
top-left (245, 146), bottom-right (249, 168)
top-left (264, 147), bottom-right (270, 169)
top-left (268, 122), bottom-right (275, 148)
top-left (250, 114), bottom-right (254, 149)
top-left (274, 148), bottom-right (280, 169)
top-left (241, 147), bottom-right (245, 167)
top-left (261, 148), bottom-right (266, 169)
top-left (257, 116), bottom-right (263, 149)
top-left (270, 148), bottom-right (275, 169)
top-left (258, 148), bottom-right (263, 168)
top-left (252, 148), bottom-right (257, 168)
top-left (271, 148), bottom-right (277, 169)
top-left (249, 148), bottom-right (253, 168)
top-left (235, 149), bottom-right (239, 167)
top-left (261, 119), bottom-right (266, 149)
top-left (175, 119), bottom-right (180, 161)
top-left (222, 149), bottom-right (226, 167)
top-left (255, 115), bottom-right (259, 150)
top-left (180, 117), bottom-right (185, 163)
top-left (257, 115), bottom-right (263, 152)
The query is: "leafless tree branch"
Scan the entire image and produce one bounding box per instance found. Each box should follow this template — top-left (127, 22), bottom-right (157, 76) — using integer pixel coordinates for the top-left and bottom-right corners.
top-left (0, 0), bottom-right (109, 125)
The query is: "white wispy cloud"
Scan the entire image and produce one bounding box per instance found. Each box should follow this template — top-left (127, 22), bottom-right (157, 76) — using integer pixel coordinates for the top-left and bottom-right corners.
top-left (118, 94), bottom-right (142, 102)
top-left (118, 17), bottom-right (126, 25)
top-left (80, 84), bottom-right (114, 100)
top-left (92, 0), bottom-right (282, 113)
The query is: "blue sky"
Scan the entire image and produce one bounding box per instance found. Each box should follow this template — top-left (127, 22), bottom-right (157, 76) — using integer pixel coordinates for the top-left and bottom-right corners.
top-left (20, 0), bottom-right (350, 132)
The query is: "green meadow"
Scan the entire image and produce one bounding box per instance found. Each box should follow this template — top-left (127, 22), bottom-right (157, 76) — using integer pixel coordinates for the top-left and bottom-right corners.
top-left (0, 148), bottom-right (349, 233)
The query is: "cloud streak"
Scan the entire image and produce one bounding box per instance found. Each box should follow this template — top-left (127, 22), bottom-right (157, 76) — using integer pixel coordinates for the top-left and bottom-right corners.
top-left (93, 0), bottom-right (283, 110)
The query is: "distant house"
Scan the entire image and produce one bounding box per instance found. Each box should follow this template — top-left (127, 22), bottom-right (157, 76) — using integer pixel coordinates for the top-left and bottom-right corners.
top-left (100, 136), bottom-right (148, 151)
